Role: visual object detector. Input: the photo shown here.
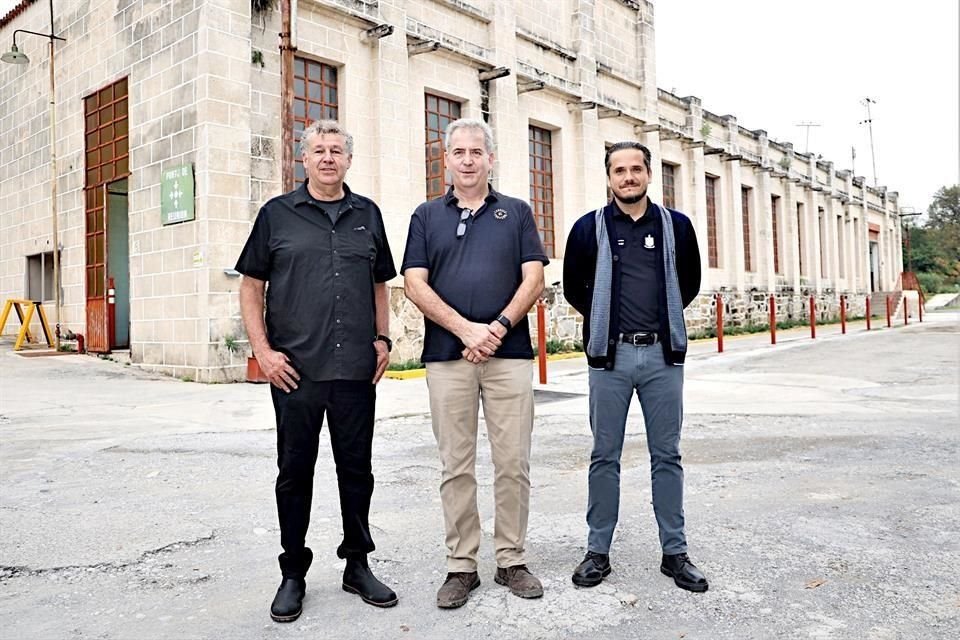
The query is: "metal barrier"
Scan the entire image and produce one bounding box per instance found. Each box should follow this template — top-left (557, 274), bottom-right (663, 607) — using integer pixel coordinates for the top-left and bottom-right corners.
top-left (0, 299), bottom-right (55, 350)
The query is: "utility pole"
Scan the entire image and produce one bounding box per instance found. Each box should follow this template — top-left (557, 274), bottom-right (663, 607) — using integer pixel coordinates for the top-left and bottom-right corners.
top-left (795, 121), bottom-right (821, 154)
top-left (859, 97), bottom-right (878, 186)
top-left (851, 146), bottom-right (856, 175)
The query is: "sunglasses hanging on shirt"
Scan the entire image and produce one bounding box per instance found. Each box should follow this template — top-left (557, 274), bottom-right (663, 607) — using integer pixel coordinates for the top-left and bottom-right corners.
top-left (456, 208), bottom-right (472, 239)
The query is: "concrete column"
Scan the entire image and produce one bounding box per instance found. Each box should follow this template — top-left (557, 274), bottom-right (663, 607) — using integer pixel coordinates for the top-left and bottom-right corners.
top-left (758, 169), bottom-right (776, 291)
top-left (637, 0), bottom-right (658, 122)
top-left (726, 157), bottom-right (744, 290)
top-left (488, 2), bottom-right (525, 200)
top-left (686, 143), bottom-right (710, 289)
top-left (806, 189), bottom-right (821, 292)
top-left (372, 0), bottom-right (412, 248)
top-left (783, 179), bottom-right (802, 292)
top-left (572, 0), bottom-right (604, 216)
top-left (645, 130), bottom-right (664, 204)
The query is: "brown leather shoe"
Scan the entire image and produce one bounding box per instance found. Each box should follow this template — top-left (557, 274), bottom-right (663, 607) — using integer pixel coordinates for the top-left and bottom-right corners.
top-left (436, 572), bottom-right (480, 609)
top-left (494, 564), bottom-right (544, 599)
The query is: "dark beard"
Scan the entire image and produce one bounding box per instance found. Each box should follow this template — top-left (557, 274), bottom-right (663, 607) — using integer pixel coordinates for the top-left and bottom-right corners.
top-left (615, 188), bottom-right (647, 205)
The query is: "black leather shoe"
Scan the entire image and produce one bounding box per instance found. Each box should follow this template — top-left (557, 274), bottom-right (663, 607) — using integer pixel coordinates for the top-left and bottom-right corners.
top-left (572, 551), bottom-right (612, 587)
top-left (342, 557), bottom-right (399, 608)
top-left (270, 577), bottom-right (306, 622)
top-left (660, 553), bottom-right (708, 592)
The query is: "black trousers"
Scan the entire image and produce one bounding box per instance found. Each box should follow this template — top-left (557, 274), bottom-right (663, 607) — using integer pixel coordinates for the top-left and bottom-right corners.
top-left (270, 378), bottom-right (377, 578)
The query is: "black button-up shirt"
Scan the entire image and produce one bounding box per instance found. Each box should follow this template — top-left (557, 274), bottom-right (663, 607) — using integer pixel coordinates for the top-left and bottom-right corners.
top-left (400, 186), bottom-right (549, 362)
top-left (235, 182), bottom-right (396, 381)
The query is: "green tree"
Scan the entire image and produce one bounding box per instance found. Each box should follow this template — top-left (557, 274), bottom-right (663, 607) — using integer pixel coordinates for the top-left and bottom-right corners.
top-left (906, 185), bottom-right (960, 291)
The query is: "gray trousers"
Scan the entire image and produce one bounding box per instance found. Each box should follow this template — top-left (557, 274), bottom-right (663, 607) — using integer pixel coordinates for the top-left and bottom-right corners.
top-left (586, 342), bottom-right (687, 555)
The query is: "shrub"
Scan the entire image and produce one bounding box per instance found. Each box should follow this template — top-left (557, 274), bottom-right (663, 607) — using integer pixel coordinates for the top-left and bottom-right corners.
top-left (916, 271), bottom-right (946, 294)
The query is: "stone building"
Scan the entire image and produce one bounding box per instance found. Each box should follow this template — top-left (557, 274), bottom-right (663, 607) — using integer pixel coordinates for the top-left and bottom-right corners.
top-left (0, 0), bottom-right (904, 381)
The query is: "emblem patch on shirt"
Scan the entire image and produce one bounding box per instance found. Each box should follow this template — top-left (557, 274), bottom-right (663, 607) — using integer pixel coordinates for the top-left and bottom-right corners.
top-left (494, 209), bottom-right (508, 220)
top-left (353, 225), bottom-right (367, 231)
top-left (644, 234), bottom-right (655, 249)
top-left (617, 238), bottom-right (626, 246)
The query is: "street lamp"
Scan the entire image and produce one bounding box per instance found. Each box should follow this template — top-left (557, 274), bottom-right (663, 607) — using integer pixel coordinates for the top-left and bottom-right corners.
top-left (2, 1), bottom-right (66, 350)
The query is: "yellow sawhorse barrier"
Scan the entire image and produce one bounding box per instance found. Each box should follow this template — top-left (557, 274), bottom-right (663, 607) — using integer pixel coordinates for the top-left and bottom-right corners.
top-left (0, 299), bottom-right (55, 350)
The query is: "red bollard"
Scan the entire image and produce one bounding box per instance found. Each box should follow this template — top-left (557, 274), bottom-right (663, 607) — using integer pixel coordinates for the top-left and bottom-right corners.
top-left (904, 298), bottom-right (909, 326)
top-left (809, 295), bottom-right (816, 339)
top-left (716, 293), bottom-right (724, 353)
top-left (536, 299), bottom-right (547, 384)
top-left (769, 294), bottom-right (776, 345)
top-left (886, 295), bottom-right (892, 328)
top-left (840, 295), bottom-right (846, 334)
top-left (866, 297), bottom-right (871, 331)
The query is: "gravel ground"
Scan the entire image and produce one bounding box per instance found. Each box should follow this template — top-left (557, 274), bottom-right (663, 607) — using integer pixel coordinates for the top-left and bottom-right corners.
top-left (1, 314), bottom-right (957, 639)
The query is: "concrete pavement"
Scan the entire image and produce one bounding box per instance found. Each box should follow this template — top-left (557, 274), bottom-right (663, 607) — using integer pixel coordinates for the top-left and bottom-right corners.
top-left (1, 312), bottom-right (958, 639)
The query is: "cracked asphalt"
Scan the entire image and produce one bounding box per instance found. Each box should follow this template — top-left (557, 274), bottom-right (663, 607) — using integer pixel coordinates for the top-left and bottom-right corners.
top-left (1, 313), bottom-right (958, 639)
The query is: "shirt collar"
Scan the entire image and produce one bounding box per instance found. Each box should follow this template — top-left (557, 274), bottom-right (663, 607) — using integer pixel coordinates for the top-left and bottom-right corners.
top-left (612, 198), bottom-right (659, 221)
top-left (293, 180), bottom-right (361, 209)
top-left (442, 184), bottom-right (501, 208)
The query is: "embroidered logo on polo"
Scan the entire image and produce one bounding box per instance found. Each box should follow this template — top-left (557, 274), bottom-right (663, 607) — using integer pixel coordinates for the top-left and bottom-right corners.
top-left (617, 238), bottom-right (626, 246)
top-left (644, 234), bottom-right (655, 249)
top-left (353, 225), bottom-right (367, 231)
top-left (494, 209), bottom-right (508, 220)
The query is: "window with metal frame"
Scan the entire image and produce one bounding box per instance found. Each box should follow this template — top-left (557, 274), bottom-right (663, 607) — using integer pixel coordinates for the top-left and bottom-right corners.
top-left (293, 57), bottom-right (338, 187)
top-left (818, 207), bottom-right (827, 278)
top-left (424, 93), bottom-right (461, 200)
top-left (771, 195), bottom-right (781, 274)
top-left (741, 186), bottom-right (753, 271)
top-left (797, 202), bottom-right (805, 276)
top-left (529, 125), bottom-right (556, 258)
top-left (662, 162), bottom-right (677, 209)
top-left (705, 175), bottom-right (719, 268)
top-left (837, 214), bottom-right (845, 278)
top-left (25, 252), bottom-right (57, 302)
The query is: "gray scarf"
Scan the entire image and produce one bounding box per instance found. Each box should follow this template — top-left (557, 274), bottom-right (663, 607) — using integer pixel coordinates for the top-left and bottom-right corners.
top-left (587, 204), bottom-right (687, 359)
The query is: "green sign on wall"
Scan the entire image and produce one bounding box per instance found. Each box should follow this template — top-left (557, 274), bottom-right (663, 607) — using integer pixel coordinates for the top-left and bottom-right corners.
top-left (161, 163), bottom-right (195, 225)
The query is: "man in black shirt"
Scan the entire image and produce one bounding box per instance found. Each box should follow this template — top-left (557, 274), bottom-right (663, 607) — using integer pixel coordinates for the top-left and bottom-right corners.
top-left (563, 142), bottom-right (708, 593)
top-left (236, 120), bottom-right (398, 622)
top-left (402, 118), bottom-right (548, 608)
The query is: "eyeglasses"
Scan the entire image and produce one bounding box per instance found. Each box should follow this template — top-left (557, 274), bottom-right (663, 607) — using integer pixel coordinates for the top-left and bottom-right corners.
top-left (456, 208), bottom-right (472, 239)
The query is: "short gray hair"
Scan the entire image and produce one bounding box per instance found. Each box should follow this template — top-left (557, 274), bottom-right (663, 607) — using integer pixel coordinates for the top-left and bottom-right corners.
top-left (300, 119), bottom-right (354, 156)
top-left (444, 118), bottom-right (494, 154)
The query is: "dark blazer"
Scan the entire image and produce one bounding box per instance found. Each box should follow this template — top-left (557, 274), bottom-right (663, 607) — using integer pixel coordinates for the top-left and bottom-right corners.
top-left (562, 201), bottom-right (701, 368)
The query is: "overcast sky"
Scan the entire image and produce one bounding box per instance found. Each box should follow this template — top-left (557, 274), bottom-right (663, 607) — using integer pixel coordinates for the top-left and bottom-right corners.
top-left (3, 0), bottom-right (957, 209)
top-left (654, 0), bottom-right (959, 211)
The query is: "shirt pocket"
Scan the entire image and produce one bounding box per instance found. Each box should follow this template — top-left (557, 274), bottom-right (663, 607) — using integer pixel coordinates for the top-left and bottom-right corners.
top-left (341, 227), bottom-right (377, 262)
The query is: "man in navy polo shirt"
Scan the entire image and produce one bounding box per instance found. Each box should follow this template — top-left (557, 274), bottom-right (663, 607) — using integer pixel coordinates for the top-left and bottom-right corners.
top-left (236, 120), bottom-right (398, 622)
top-left (563, 141), bottom-right (708, 593)
top-left (402, 118), bottom-right (549, 609)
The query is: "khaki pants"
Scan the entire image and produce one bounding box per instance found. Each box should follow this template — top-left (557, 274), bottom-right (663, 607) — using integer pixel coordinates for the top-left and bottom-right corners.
top-left (425, 357), bottom-right (534, 572)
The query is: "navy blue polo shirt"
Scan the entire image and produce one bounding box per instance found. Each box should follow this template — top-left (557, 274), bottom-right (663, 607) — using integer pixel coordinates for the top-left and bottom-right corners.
top-left (235, 182), bottom-right (396, 381)
top-left (401, 186), bottom-right (549, 362)
top-left (613, 200), bottom-right (662, 333)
